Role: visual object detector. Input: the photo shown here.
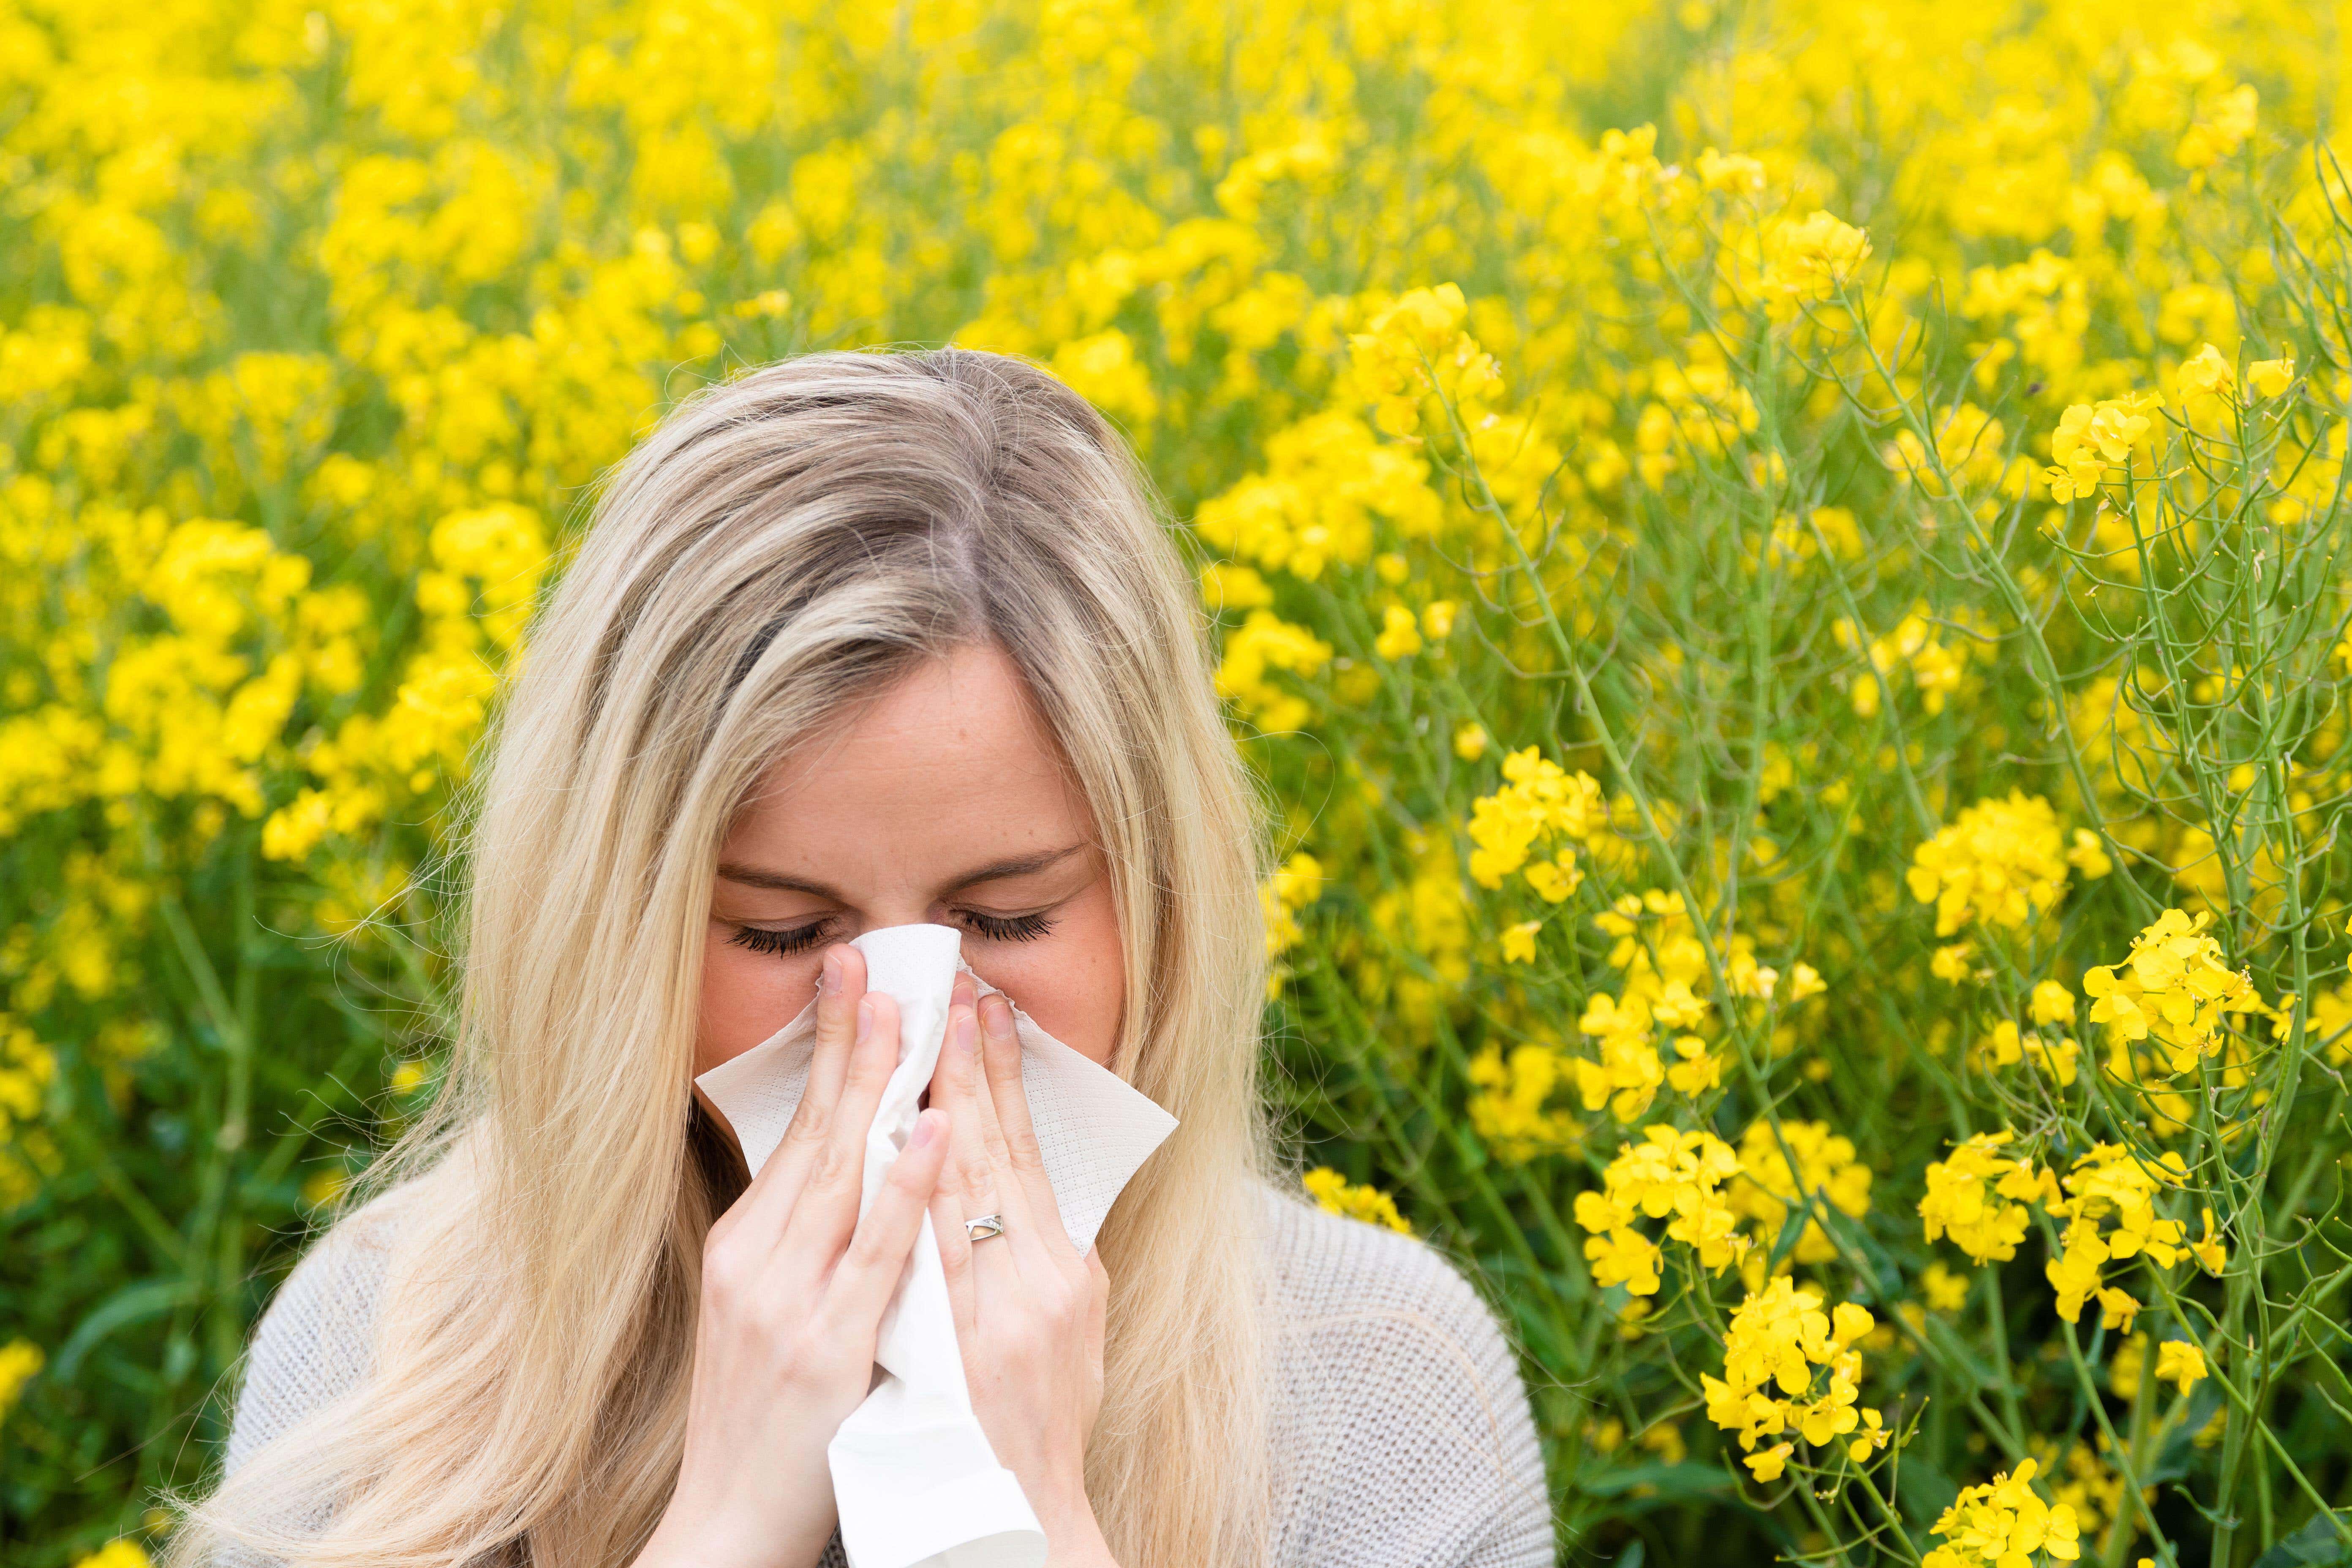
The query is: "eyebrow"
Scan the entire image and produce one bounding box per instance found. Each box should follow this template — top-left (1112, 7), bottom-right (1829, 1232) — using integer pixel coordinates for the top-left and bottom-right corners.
top-left (716, 842), bottom-right (1088, 901)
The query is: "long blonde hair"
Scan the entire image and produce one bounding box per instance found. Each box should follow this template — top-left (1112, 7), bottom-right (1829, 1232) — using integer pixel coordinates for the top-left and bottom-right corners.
top-left (168, 349), bottom-right (1277, 1568)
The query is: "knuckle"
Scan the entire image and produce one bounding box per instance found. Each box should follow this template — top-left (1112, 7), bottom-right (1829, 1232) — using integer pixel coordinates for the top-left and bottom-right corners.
top-left (841, 1225), bottom-right (883, 1273)
top-left (700, 1244), bottom-right (752, 1304)
top-left (775, 1320), bottom-right (831, 1381)
top-left (784, 1098), bottom-right (833, 1146)
top-left (806, 1138), bottom-right (854, 1192)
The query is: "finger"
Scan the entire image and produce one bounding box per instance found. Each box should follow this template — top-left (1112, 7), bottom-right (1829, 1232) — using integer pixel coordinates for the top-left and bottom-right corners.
top-left (730, 944), bottom-right (866, 1237)
top-left (805, 945), bottom-right (868, 1108)
top-left (787, 989), bottom-right (899, 1261)
top-left (956, 1007), bottom-right (1062, 1293)
top-left (931, 1181), bottom-right (977, 1344)
top-left (978, 991), bottom-right (1070, 1258)
top-left (942, 1002), bottom-right (1024, 1304)
top-left (823, 1108), bottom-right (950, 1332)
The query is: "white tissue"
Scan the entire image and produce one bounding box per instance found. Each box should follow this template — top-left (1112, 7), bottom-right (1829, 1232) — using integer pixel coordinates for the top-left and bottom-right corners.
top-left (692, 923), bottom-right (1180, 1568)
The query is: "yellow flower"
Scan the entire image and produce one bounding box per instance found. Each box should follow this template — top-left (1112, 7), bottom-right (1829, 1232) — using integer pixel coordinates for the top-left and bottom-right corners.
top-left (1373, 603), bottom-right (1424, 660)
top-left (2082, 909), bottom-right (2265, 1074)
top-left (1908, 793), bottom-right (2078, 936)
top-left (2030, 980), bottom-right (2077, 1027)
top-left (1848, 1407), bottom-right (1890, 1462)
top-left (1728, 1119), bottom-right (1873, 1266)
top-left (1302, 1167), bottom-right (1412, 1234)
top-left (1500, 920), bottom-right (1541, 964)
top-left (0, 1339), bottom-right (43, 1418)
top-left (1744, 1442), bottom-right (1793, 1482)
top-left (2245, 357), bottom-right (2295, 399)
top-left (71, 1544), bottom-right (152, 1568)
top-left (1920, 1458), bottom-right (2081, 1568)
top-left (1930, 942), bottom-right (1976, 983)
top-left (2190, 1207), bottom-right (2228, 1275)
top-left (1702, 1277), bottom-right (1884, 1463)
top-left (1452, 722), bottom-right (1489, 761)
top-left (2176, 342), bottom-right (2235, 400)
top-left (1575, 1124), bottom-right (1750, 1293)
top-left (1921, 1261), bottom-right (1971, 1313)
top-left (2154, 1339), bottom-right (2207, 1394)
top-left (1920, 1132), bottom-right (2053, 1266)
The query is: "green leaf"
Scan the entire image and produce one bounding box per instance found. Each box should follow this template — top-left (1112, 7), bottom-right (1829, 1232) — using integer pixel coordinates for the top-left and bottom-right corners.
top-left (51, 1278), bottom-right (201, 1383)
top-left (2250, 1510), bottom-right (2352, 1568)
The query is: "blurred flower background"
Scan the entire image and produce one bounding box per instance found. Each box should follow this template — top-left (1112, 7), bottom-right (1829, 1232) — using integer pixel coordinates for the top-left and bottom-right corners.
top-left (7, 0), bottom-right (2352, 1563)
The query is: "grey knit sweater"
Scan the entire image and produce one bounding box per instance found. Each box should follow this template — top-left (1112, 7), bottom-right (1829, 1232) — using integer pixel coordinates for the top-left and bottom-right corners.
top-left (223, 1180), bottom-right (1556, 1567)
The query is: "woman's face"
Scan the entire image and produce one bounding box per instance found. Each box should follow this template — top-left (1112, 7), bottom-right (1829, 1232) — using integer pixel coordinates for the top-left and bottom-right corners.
top-left (695, 640), bottom-right (1125, 1086)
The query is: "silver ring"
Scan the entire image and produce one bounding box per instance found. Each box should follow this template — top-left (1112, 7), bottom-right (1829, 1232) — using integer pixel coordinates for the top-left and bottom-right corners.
top-left (964, 1213), bottom-right (1005, 1242)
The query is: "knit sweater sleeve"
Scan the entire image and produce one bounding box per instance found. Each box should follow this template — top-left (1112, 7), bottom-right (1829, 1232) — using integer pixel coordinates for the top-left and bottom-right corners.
top-left (223, 1202), bottom-right (398, 1485)
top-left (1260, 1186), bottom-right (1556, 1568)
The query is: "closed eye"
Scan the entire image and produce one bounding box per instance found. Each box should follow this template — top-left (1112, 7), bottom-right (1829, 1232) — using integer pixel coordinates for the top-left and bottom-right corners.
top-left (957, 909), bottom-right (1056, 943)
top-left (727, 919), bottom-right (836, 958)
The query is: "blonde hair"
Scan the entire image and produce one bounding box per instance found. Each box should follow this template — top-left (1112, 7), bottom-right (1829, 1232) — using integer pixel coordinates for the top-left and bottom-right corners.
top-left (168, 349), bottom-right (1277, 1568)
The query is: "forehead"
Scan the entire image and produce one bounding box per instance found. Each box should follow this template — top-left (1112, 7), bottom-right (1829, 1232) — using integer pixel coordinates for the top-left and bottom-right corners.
top-left (731, 642), bottom-right (1092, 867)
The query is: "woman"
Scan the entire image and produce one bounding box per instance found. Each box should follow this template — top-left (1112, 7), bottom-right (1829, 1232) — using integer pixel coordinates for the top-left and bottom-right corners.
top-left (169, 350), bottom-right (1553, 1568)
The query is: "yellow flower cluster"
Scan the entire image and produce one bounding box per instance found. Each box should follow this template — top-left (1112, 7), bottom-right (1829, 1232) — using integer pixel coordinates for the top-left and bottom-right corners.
top-left (2083, 908), bottom-right (2266, 1075)
top-left (1920, 1458), bottom-right (2082, 1568)
top-left (1343, 283), bottom-right (1503, 440)
top-left (0, 1337), bottom-right (41, 1419)
top-left (1468, 883), bottom-right (1826, 1154)
top-left (1574, 1116), bottom-right (1873, 1298)
top-left (1195, 411), bottom-right (1440, 580)
top-left (1835, 604), bottom-right (1993, 719)
top-left (1919, 1132), bottom-right (2059, 1266)
top-left (2042, 392), bottom-right (2164, 504)
top-left (2045, 1143), bottom-right (2226, 1328)
top-left (1211, 611), bottom-right (1331, 735)
top-left (1909, 792), bottom-right (2106, 937)
top-left (1361, 830), bottom-right (1473, 1033)
top-left (1466, 1040), bottom-right (1587, 1163)
top-left (1725, 1119), bottom-right (1874, 1267)
top-left (1260, 852), bottom-right (1324, 964)
top-left (1703, 1278), bottom-right (1885, 1480)
top-left (2026, 1438), bottom-right (2135, 1546)
top-left (264, 504), bottom-right (548, 859)
top-left (1572, 1124), bottom-right (1749, 1297)
top-left (2306, 977), bottom-right (2352, 1068)
top-left (0, 1015), bottom-right (59, 1209)
top-left (1301, 1166), bottom-right (1412, 1235)
top-left (1974, 1017), bottom-right (2082, 1088)
top-left (1465, 747), bottom-right (1613, 900)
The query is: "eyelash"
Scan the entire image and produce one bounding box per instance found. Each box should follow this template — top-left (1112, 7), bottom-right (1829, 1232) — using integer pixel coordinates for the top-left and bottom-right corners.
top-left (726, 909), bottom-right (1057, 958)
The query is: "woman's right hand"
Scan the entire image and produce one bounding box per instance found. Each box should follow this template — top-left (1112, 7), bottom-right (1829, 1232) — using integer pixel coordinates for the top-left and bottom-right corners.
top-left (639, 944), bottom-right (951, 1568)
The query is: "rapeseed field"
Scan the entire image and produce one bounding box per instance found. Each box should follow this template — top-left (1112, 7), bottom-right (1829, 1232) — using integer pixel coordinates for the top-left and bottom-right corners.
top-left (5, 0), bottom-right (2352, 1563)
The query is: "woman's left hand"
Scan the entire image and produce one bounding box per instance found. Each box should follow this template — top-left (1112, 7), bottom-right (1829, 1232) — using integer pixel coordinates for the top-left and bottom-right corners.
top-left (927, 976), bottom-right (1116, 1568)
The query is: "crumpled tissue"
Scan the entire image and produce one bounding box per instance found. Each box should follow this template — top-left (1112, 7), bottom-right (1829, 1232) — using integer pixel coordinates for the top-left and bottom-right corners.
top-left (692, 923), bottom-right (1179, 1568)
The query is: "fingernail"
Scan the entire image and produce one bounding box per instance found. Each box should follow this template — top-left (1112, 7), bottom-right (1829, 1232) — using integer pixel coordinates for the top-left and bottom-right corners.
top-left (821, 950), bottom-right (842, 994)
top-left (955, 1011), bottom-right (978, 1055)
top-left (856, 996), bottom-right (875, 1043)
top-left (910, 1110), bottom-right (942, 1149)
top-left (982, 994), bottom-right (1013, 1034)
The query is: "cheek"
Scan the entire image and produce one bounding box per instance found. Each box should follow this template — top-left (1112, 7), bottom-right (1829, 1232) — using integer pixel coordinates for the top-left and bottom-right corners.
top-left (972, 893), bottom-right (1126, 1065)
top-left (696, 925), bottom-right (820, 1075)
